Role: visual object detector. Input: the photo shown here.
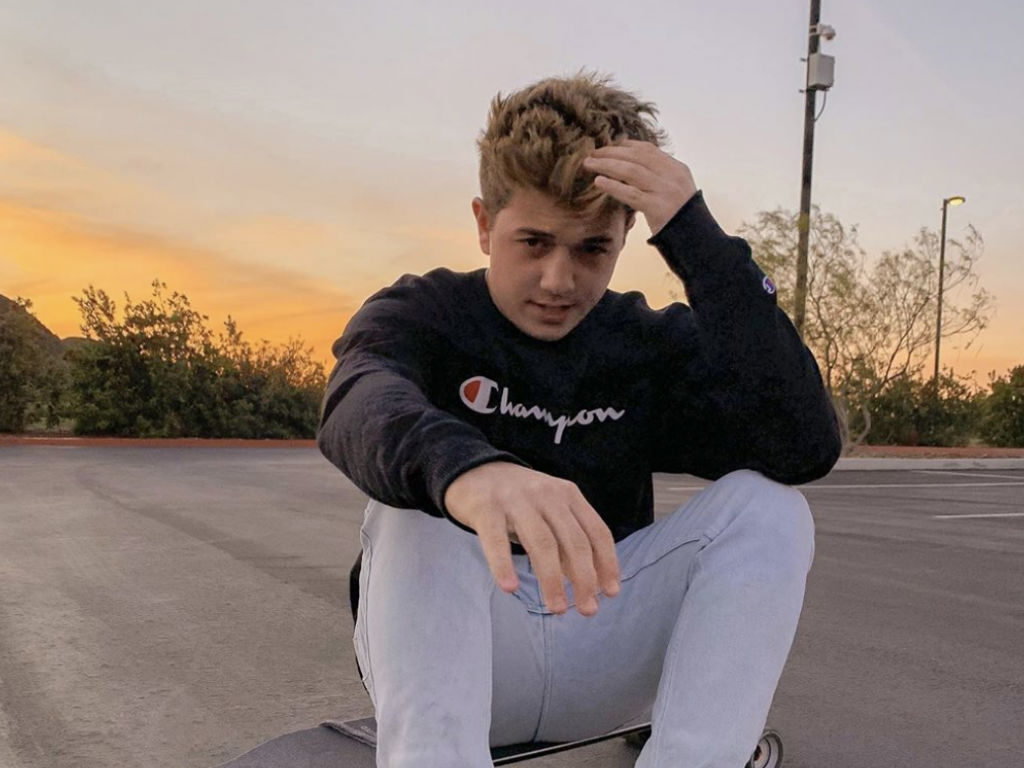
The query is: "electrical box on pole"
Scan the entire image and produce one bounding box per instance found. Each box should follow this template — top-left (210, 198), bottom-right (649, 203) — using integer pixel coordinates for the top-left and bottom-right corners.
top-left (807, 52), bottom-right (835, 90)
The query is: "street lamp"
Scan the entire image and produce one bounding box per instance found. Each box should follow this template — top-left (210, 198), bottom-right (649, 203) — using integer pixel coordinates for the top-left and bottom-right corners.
top-left (933, 194), bottom-right (967, 385)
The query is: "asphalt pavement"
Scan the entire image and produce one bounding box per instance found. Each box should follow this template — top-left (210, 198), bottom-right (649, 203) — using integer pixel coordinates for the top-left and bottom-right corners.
top-left (0, 445), bottom-right (1021, 767)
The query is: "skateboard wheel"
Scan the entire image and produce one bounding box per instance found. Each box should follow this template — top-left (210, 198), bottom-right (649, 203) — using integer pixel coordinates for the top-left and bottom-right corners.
top-left (747, 729), bottom-right (783, 768)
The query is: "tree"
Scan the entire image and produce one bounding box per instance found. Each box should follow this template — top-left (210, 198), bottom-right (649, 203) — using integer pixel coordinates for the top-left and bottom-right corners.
top-left (980, 366), bottom-right (1024, 447)
top-left (207, 317), bottom-right (327, 439)
top-left (849, 370), bottom-right (981, 447)
top-left (69, 281), bottom-right (213, 436)
top-left (738, 208), bottom-right (994, 447)
top-left (67, 280), bottom-right (326, 438)
top-left (0, 297), bottom-right (42, 431)
top-left (855, 226), bottom-right (990, 392)
top-left (0, 297), bottom-right (65, 432)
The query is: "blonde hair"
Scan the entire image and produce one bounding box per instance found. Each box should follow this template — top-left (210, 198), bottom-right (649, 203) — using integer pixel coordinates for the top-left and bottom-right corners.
top-left (477, 69), bottom-right (668, 221)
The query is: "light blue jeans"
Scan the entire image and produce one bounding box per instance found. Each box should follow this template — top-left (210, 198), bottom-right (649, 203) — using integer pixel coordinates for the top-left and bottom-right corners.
top-left (354, 470), bottom-right (814, 767)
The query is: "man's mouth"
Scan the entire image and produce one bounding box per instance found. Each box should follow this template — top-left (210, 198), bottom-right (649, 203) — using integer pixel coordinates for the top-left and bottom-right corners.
top-left (529, 301), bottom-right (575, 322)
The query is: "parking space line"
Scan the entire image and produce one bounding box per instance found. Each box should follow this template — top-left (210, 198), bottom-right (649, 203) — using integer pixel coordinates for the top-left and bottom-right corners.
top-left (798, 481), bottom-right (1024, 490)
top-left (933, 512), bottom-right (1024, 520)
top-left (914, 470), bottom-right (1024, 480)
top-left (666, 481), bottom-right (1024, 492)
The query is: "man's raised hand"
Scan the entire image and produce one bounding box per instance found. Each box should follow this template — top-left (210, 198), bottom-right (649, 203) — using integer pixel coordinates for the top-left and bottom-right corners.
top-left (443, 462), bottom-right (620, 617)
top-left (582, 139), bottom-right (698, 237)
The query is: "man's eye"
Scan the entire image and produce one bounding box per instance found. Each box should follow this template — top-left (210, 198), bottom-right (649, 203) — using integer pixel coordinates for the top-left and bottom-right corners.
top-left (575, 244), bottom-right (608, 259)
top-left (521, 238), bottom-right (545, 248)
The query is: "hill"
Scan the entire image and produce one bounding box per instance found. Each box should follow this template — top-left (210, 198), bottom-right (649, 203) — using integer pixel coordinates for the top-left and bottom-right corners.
top-left (0, 295), bottom-right (92, 359)
top-left (0, 295), bottom-right (64, 357)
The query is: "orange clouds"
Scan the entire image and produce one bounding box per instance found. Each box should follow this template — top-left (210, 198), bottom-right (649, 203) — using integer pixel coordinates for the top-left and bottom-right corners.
top-left (0, 197), bottom-right (356, 367)
top-left (0, 130), bottom-right (362, 366)
top-left (0, 129), bottom-right (152, 220)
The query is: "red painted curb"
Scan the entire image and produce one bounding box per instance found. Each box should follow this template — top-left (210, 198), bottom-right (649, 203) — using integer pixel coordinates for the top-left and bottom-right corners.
top-left (0, 436), bottom-right (316, 448)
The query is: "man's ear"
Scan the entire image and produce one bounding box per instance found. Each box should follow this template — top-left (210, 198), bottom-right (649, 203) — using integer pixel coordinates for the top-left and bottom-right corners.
top-left (625, 210), bottom-right (636, 236)
top-left (471, 197), bottom-right (491, 256)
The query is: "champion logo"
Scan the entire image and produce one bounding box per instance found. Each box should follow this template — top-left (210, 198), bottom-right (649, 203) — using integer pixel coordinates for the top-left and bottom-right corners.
top-left (762, 276), bottom-right (777, 295)
top-left (459, 375), bottom-right (626, 445)
top-left (460, 376), bottom-right (500, 415)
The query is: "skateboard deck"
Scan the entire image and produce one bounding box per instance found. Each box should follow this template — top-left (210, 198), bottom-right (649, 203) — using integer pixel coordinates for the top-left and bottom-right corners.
top-left (214, 716), bottom-right (782, 767)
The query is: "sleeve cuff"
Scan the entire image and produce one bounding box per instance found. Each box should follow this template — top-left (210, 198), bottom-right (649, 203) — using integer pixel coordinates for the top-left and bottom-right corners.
top-left (646, 190), bottom-right (750, 284)
top-left (430, 450), bottom-right (532, 530)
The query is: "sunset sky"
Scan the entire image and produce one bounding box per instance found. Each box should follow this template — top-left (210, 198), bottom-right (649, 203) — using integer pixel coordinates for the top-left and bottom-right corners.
top-left (1, 0), bottom-right (1021, 382)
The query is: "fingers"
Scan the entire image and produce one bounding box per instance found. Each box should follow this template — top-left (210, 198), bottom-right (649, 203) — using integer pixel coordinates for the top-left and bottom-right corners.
top-left (583, 140), bottom-right (696, 237)
top-left (586, 139), bottom-right (671, 174)
top-left (571, 502), bottom-right (621, 598)
top-left (512, 511), bottom-right (571, 614)
top-left (475, 514), bottom-right (519, 594)
top-left (589, 138), bottom-right (661, 157)
top-left (544, 508), bottom-right (600, 616)
top-left (582, 153), bottom-right (657, 211)
top-left (583, 155), bottom-right (662, 195)
top-left (444, 462), bottom-right (619, 617)
top-left (591, 173), bottom-right (646, 210)
top-left (514, 486), bottom-right (620, 617)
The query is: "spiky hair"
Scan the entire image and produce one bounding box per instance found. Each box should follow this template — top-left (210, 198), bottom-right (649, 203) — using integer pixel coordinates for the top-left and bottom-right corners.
top-left (477, 69), bottom-right (668, 220)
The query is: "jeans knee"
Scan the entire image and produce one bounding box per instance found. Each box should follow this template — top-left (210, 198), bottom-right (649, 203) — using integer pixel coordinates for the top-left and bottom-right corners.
top-left (718, 470), bottom-right (815, 574)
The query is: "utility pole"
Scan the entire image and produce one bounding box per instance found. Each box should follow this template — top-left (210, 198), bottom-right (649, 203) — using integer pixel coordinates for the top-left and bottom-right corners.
top-left (794, 0), bottom-right (835, 336)
top-left (933, 195), bottom-right (966, 385)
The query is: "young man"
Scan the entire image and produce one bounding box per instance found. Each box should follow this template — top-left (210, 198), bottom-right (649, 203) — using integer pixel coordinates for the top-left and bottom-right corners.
top-left (318, 72), bottom-right (841, 767)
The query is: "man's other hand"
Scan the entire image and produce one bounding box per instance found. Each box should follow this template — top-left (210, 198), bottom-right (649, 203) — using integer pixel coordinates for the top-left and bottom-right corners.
top-left (443, 462), bottom-right (620, 616)
top-left (582, 139), bottom-right (698, 237)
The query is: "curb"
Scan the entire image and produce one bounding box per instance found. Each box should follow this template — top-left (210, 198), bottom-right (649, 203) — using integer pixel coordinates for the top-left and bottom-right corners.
top-left (834, 457), bottom-right (1024, 471)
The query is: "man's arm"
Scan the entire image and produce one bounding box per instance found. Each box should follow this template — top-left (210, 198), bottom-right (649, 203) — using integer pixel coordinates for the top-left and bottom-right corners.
top-left (317, 275), bottom-right (523, 517)
top-left (584, 141), bottom-right (842, 483)
top-left (647, 195), bottom-right (842, 483)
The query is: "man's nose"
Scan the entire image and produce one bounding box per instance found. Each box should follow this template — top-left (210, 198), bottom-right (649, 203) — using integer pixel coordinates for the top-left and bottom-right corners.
top-left (538, 249), bottom-right (574, 295)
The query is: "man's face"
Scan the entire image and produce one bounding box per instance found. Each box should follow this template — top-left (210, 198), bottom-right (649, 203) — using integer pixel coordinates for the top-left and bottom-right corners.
top-left (472, 187), bottom-right (633, 341)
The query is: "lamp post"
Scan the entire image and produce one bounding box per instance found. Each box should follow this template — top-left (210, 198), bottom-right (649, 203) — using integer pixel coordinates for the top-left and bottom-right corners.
top-left (933, 195), bottom-right (966, 385)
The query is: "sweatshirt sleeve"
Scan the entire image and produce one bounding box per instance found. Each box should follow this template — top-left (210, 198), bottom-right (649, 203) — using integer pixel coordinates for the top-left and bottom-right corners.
top-left (648, 192), bottom-right (842, 484)
top-left (317, 274), bottom-right (527, 517)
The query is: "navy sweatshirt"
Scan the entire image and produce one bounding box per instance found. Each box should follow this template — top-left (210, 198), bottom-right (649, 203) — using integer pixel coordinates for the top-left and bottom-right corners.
top-left (318, 192), bottom-right (842, 542)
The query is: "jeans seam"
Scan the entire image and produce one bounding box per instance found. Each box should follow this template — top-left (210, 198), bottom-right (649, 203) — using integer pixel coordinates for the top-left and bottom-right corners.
top-left (619, 531), bottom-right (710, 584)
top-left (533, 614), bottom-right (553, 742)
top-left (355, 530), bottom-right (375, 697)
top-left (644, 537), bottom-right (710, 758)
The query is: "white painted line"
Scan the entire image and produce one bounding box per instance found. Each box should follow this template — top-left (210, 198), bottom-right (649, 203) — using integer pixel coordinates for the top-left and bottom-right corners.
top-left (799, 481), bottom-right (1024, 490)
top-left (933, 512), bottom-right (1024, 520)
top-left (666, 481), bottom-right (1024, 492)
top-left (914, 470), bottom-right (1024, 480)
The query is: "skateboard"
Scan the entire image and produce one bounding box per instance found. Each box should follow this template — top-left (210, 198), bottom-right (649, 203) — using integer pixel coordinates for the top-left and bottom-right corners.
top-left (214, 715), bottom-right (783, 767)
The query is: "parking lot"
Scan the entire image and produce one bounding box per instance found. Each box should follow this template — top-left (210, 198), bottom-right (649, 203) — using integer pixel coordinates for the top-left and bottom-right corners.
top-left (1, 445), bottom-right (1022, 767)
